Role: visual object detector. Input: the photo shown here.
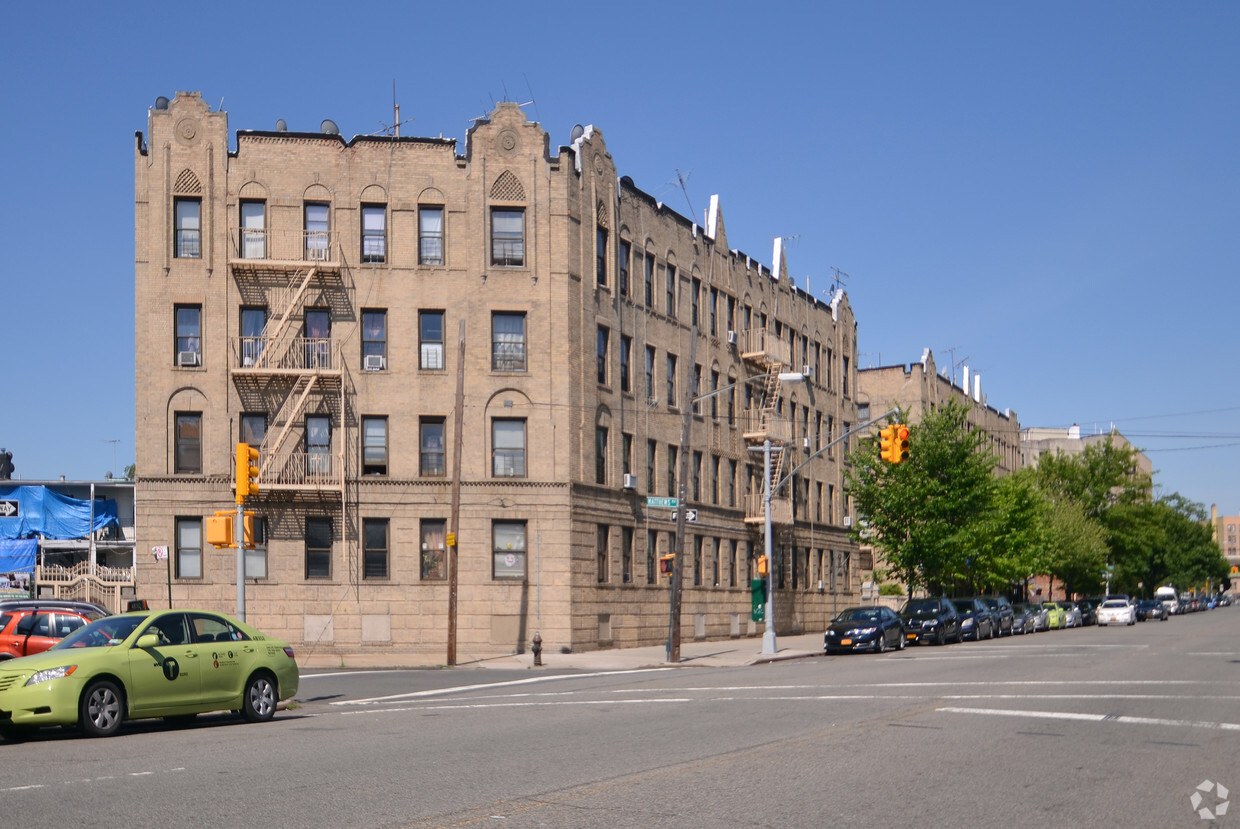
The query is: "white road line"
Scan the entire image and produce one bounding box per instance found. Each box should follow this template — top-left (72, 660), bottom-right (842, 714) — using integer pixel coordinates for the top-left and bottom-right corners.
top-left (938, 706), bottom-right (1240, 731)
top-left (331, 668), bottom-right (674, 706)
top-left (341, 698), bottom-right (693, 715)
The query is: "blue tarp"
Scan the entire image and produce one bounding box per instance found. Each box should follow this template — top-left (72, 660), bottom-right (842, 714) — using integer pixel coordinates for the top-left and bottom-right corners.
top-left (0, 486), bottom-right (119, 541)
top-left (0, 539), bottom-right (37, 573)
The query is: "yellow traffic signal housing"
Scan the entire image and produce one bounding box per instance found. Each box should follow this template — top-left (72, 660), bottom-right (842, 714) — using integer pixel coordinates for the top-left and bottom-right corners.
top-left (893, 425), bottom-right (910, 464)
top-left (205, 514), bottom-right (233, 548)
top-left (236, 443), bottom-right (260, 504)
top-left (879, 425), bottom-right (896, 463)
top-left (659, 554), bottom-right (675, 577)
top-left (756, 554), bottom-right (769, 576)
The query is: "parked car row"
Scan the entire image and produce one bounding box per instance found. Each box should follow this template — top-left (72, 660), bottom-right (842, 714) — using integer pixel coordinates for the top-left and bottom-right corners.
top-left (825, 590), bottom-right (1235, 655)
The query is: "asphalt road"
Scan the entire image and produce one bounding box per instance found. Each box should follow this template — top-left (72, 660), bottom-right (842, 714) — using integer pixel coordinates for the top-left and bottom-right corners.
top-left (3, 609), bottom-right (1237, 829)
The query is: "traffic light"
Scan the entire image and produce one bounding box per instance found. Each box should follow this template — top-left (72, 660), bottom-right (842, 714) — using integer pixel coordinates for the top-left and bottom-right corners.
top-left (756, 554), bottom-right (769, 576)
top-left (235, 443), bottom-right (260, 504)
top-left (659, 554), bottom-right (675, 578)
top-left (879, 425), bottom-right (896, 463)
top-left (892, 425), bottom-right (910, 464)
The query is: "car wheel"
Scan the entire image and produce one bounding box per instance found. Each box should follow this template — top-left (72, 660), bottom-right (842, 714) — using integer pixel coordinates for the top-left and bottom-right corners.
top-left (898, 632), bottom-right (906, 650)
top-left (935, 627), bottom-right (946, 646)
top-left (242, 673), bottom-right (278, 723)
top-left (80, 679), bottom-right (124, 737)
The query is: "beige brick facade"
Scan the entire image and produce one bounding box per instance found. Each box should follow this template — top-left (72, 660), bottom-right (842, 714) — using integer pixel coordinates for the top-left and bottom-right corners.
top-left (135, 92), bottom-right (862, 665)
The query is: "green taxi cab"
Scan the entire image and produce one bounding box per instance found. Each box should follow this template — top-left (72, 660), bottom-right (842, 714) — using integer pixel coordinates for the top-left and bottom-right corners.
top-left (0, 608), bottom-right (298, 739)
top-left (1042, 601), bottom-right (1067, 630)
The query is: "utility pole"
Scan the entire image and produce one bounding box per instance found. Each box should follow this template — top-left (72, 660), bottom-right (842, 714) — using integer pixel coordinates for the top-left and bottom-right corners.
top-left (668, 322), bottom-right (698, 664)
top-left (447, 319), bottom-right (466, 666)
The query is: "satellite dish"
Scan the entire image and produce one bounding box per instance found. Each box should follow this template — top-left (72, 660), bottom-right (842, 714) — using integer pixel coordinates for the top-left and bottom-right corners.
top-left (275, 119), bottom-right (288, 132)
top-left (154, 96), bottom-right (170, 110)
top-left (321, 119), bottom-right (339, 135)
top-left (570, 124), bottom-right (584, 143)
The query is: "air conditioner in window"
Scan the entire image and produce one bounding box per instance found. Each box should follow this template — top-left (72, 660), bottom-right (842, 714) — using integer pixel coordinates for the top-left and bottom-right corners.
top-left (363, 355), bottom-right (386, 371)
top-left (177, 351), bottom-right (200, 367)
top-left (802, 438), bottom-right (811, 450)
top-left (801, 365), bottom-right (814, 378)
top-left (843, 516), bottom-right (853, 527)
top-left (622, 473), bottom-right (638, 490)
top-left (307, 242), bottom-right (329, 261)
top-left (727, 330), bottom-right (737, 345)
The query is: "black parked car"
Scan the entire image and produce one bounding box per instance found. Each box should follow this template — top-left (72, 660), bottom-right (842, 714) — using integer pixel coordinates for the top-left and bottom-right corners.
top-left (1077, 598), bottom-right (1103, 626)
top-left (981, 596), bottom-right (1015, 636)
top-left (898, 597), bottom-right (961, 646)
top-left (952, 598), bottom-right (995, 641)
top-left (825, 606), bottom-right (906, 654)
top-left (1136, 599), bottom-right (1169, 621)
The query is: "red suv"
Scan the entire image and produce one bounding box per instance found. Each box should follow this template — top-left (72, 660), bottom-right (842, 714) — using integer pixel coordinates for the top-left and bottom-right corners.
top-left (0, 601), bottom-right (110, 661)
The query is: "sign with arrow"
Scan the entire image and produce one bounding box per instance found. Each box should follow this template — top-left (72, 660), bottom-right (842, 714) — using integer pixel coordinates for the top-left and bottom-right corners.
top-left (0, 500), bottom-right (17, 518)
top-left (671, 509), bottom-right (697, 522)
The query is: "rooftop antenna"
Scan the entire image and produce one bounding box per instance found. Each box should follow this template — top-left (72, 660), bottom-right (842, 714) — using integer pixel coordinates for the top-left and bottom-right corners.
top-left (370, 80), bottom-right (414, 137)
top-left (829, 266), bottom-right (850, 294)
top-left (675, 169), bottom-right (696, 219)
top-left (104, 439), bottom-right (120, 478)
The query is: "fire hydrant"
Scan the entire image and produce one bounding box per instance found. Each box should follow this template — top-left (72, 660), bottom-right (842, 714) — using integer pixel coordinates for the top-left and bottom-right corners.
top-left (531, 632), bottom-right (543, 666)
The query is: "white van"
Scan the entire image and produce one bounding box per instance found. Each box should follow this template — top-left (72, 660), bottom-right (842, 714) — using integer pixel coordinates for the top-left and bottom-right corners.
top-left (1154, 585), bottom-right (1177, 614)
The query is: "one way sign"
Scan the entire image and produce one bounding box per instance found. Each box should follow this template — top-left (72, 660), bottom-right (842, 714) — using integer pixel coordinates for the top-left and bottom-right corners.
top-left (0, 500), bottom-right (18, 518)
top-left (671, 509), bottom-right (697, 522)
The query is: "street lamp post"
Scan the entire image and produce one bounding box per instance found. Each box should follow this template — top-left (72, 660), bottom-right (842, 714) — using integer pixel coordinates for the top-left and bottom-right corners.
top-left (761, 438), bottom-right (777, 654)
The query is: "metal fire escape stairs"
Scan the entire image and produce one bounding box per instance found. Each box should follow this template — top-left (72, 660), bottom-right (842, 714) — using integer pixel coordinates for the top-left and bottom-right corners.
top-left (741, 328), bottom-right (793, 525)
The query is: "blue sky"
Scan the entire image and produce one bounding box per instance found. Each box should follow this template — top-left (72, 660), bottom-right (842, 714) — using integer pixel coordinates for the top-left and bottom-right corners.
top-left (3, 2), bottom-right (1237, 512)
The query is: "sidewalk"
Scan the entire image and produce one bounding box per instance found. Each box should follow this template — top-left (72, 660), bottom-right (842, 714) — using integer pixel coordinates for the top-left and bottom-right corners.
top-left (465, 631), bottom-right (826, 671)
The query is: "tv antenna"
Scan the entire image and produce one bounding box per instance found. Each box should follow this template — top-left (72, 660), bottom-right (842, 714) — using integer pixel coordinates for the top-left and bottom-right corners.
top-left (370, 80), bottom-right (415, 137)
top-left (829, 266), bottom-right (850, 294)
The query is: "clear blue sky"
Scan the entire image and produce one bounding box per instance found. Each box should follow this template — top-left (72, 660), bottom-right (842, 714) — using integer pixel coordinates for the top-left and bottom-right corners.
top-left (3, 2), bottom-right (1237, 512)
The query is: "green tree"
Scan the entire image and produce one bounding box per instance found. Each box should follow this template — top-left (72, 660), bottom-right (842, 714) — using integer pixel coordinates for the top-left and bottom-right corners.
top-left (978, 469), bottom-right (1054, 595)
top-left (1104, 495), bottom-right (1227, 597)
top-left (1044, 498), bottom-right (1109, 596)
top-left (1033, 434), bottom-right (1151, 519)
top-left (846, 400), bottom-right (996, 595)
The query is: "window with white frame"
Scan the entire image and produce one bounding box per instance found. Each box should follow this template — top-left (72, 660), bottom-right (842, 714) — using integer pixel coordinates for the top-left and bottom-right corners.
top-left (419, 206), bottom-right (444, 265)
top-left (491, 208), bottom-right (524, 266)
top-left (306, 415), bottom-right (331, 476)
top-left (174, 198), bottom-right (201, 258)
top-left (175, 305), bottom-right (201, 367)
top-left (419, 310), bottom-right (444, 370)
top-left (240, 200), bottom-right (265, 259)
top-left (420, 418), bottom-right (445, 476)
top-left (361, 204), bottom-right (386, 263)
top-left (492, 418), bottom-right (526, 477)
top-left (175, 517), bottom-right (201, 579)
top-left (175, 413), bottom-right (201, 474)
top-left (492, 521), bottom-right (526, 579)
top-left (362, 416), bottom-right (387, 476)
top-left (362, 309), bottom-right (386, 370)
top-left (304, 202), bottom-right (330, 261)
top-left (421, 519), bottom-right (446, 580)
top-left (492, 312), bottom-right (527, 371)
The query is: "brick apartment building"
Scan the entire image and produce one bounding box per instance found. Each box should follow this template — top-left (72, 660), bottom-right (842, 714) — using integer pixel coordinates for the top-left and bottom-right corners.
top-left (134, 92), bottom-right (863, 665)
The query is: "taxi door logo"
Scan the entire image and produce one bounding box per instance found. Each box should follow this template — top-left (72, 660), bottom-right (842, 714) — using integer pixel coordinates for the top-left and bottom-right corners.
top-left (162, 657), bottom-right (180, 681)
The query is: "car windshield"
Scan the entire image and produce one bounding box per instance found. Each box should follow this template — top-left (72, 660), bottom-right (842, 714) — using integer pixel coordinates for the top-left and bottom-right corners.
top-left (952, 601), bottom-right (974, 613)
top-left (1101, 600), bottom-right (1128, 608)
top-left (52, 614), bottom-right (149, 649)
top-left (903, 602), bottom-right (940, 617)
top-left (835, 608), bottom-right (880, 623)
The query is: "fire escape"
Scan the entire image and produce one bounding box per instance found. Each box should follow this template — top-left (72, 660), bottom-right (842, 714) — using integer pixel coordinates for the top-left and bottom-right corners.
top-left (228, 225), bottom-right (350, 509)
top-left (741, 328), bottom-right (793, 525)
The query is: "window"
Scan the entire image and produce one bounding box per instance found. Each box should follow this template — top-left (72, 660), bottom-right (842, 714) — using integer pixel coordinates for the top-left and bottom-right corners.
top-left (419, 206), bottom-right (444, 265)
top-left (596, 225), bottom-right (608, 287)
top-left (240, 306), bottom-right (266, 367)
top-left (693, 536), bottom-right (702, 586)
top-left (175, 305), bottom-right (201, 366)
top-left (843, 355), bottom-right (850, 396)
top-left (646, 530), bottom-right (658, 584)
top-left (728, 459), bottom-right (737, 507)
top-left (619, 335), bottom-right (632, 393)
top-left (729, 540), bottom-right (738, 588)
top-left (665, 263), bottom-right (677, 317)
top-left (175, 518), bottom-right (201, 579)
top-left (622, 528), bottom-right (633, 585)
top-left (305, 202), bottom-right (330, 260)
top-left (240, 413), bottom-right (266, 448)
top-left (363, 518), bottom-right (389, 579)
top-left (304, 308), bottom-right (331, 369)
top-left (596, 325), bottom-right (609, 385)
top-left (420, 310), bottom-right (444, 370)
top-left (595, 425), bottom-right (608, 484)
top-left (709, 288), bottom-right (718, 336)
top-left (493, 521), bottom-right (526, 579)
top-left (421, 419), bottom-right (446, 476)
top-left (240, 200), bottom-right (266, 259)
top-left (305, 517), bottom-right (332, 579)
top-left (692, 364), bottom-right (702, 414)
top-left (622, 433), bottom-right (633, 476)
top-left (666, 353), bottom-right (677, 407)
top-left (493, 418), bottom-right (526, 477)
top-left (645, 346), bottom-right (656, 401)
top-left (492, 312), bottom-right (526, 371)
top-left (618, 240), bottom-right (630, 297)
top-left (421, 520), bottom-right (447, 580)
top-left (174, 198), bottom-right (201, 258)
top-left (306, 415), bottom-right (331, 476)
top-left (711, 454), bottom-right (720, 504)
top-left (491, 208), bottom-right (524, 266)
top-left (362, 309), bottom-right (386, 370)
top-left (667, 444), bottom-right (678, 497)
top-left (245, 516), bottom-right (268, 580)
top-left (362, 416), bottom-right (387, 476)
top-left (174, 413), bottom-right (201, 473)
top-left (646, 439), bottom-right (657, 493)
top-left (691, 277), bottom-right (701, 327)
top-left (692, 450), bottom-right (702, 501)
top-left (597, 525), bottom-right (609, 583)
top-left (361, 204), bottom-right (386, 263)
top-left (643, 252), bottom-right (655, 306)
